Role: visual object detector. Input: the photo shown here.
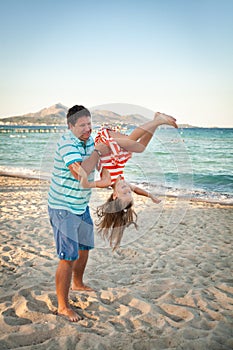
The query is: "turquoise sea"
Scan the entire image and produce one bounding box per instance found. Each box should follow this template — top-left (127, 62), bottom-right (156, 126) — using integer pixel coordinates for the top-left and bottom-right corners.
top-left (0, 126), bottom-right (232, 204)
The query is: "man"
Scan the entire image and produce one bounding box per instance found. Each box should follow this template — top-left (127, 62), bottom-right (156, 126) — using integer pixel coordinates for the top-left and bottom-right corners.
top-left (48, 105), bottom-right (106, 322)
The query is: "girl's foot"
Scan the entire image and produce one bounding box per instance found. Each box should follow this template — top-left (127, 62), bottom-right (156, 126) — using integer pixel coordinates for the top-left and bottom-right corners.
top-left (154, 112), bottom-right (178, 128)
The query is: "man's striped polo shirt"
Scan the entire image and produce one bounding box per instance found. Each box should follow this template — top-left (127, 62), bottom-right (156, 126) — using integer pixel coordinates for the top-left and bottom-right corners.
top-left (48, 130), bottom-right (95, 214)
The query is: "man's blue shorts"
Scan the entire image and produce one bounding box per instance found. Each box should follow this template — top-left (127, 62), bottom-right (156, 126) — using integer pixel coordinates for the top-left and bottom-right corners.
top-left (48, 206), bottom-right (94, 261)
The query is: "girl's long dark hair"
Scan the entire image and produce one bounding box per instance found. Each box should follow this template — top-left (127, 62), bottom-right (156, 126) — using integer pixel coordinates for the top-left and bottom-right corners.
top-left (96, 193), bottom-right (138, 250)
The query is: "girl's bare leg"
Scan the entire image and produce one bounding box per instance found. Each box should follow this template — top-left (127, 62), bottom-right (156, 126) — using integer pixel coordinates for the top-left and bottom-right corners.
top-left (109, 112), bottom-right (178, 153)
top-left (135, 112), bottom-right (178, 149)
top-left (128, 112), bottom-right (177, 142)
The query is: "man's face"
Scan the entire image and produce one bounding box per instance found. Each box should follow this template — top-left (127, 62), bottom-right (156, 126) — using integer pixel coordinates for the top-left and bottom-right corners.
top-left (69, 116), bottom-right (92, 141)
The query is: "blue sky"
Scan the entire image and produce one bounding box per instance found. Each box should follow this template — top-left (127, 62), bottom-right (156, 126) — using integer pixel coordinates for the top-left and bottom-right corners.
top-left (0, 0), bottom-right (233, 126)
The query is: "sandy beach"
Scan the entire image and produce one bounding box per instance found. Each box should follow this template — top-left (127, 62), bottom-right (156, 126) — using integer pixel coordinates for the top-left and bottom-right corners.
top-left (0, 175), bottom-right (233, 350)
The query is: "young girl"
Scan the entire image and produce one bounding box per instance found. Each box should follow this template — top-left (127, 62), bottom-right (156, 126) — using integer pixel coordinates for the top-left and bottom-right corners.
top-left (74, 112), bottom-right (178, 250)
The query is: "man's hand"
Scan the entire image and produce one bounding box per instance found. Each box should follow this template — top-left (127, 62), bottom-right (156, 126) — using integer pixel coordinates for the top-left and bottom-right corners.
top-left (95, 142), bottom-right (110, 156)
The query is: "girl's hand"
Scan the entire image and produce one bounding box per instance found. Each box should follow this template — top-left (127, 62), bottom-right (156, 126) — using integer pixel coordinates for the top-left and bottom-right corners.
top-left (77, 165), bottom-right (88, 179)
top-left (150, 194), bottom-right (161, 204)
top-left (72, 163), bottom-right (87, 178)
top-left (80, 176), bottom-right (91, 188)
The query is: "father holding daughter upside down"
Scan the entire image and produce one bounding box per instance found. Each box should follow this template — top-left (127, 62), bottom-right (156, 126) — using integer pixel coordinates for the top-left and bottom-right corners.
top-left (48, 104), bottom-right (178, 322)
top-left (74, 111), bottom-right (178, 250)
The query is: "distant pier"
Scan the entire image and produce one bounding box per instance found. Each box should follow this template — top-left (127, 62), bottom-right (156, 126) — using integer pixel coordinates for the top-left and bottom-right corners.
top-left (0, 125), bottom-right (67, 133)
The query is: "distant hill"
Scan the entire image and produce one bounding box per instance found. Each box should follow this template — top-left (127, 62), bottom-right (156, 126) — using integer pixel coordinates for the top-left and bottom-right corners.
top-left (0, 103), bottom-right (68, 125)
top-left (91, 110), bottom-right (150, 126)
top-left (0, 103), bottom-right (197, 128)
top-left (0, 103), bottom-right (150, 126)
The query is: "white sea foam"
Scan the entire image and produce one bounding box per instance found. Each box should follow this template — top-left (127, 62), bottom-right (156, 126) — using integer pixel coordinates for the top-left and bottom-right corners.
top-left (0, 166), bottom-right (232, 205)
top-left (0, 166), bottom-right (50, 180)
top-left (132, 181), bottom-right (233, 205)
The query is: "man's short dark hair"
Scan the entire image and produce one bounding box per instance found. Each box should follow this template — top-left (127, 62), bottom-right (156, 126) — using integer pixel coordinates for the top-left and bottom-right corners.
top-left (67, 105), bottom-right (91, 126)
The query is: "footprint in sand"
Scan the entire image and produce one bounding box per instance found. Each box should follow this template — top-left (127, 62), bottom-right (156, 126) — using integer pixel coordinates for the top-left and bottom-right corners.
top-left (2, 308), bottom-right (32, 326)
top-left (159, 303), bottom-right (194, 326)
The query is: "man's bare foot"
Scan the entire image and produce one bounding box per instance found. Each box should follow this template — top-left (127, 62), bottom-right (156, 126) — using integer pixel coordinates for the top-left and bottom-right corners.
top-left (71, 284), bottom-right (95, 292)
top-left (56, 307), bottom-right (82, 322)
top-left (154, 112), bottom-right (178, 128)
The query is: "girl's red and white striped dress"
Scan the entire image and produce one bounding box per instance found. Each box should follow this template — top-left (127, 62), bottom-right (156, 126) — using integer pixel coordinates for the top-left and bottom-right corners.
top-left (95, 128), bottom-right (132, 185)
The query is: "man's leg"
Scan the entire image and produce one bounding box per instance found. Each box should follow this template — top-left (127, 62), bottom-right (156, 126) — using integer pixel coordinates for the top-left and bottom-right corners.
top-left (56, 259), bottom-right (81, 321)
top-left (72, 249), bottom-right (94, 291)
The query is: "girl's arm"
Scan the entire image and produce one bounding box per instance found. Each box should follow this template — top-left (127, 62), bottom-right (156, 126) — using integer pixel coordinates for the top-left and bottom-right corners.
top-left (71, 163), bottom-right (111, 189)
top-left (129, 184), bottom-right (161, 203)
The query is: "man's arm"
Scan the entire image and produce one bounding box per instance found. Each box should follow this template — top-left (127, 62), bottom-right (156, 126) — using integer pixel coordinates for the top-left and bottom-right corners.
top-left (71, 163), bottom-right (111, 189)
top-left (68, 152), bottom-right (99, 180)
top-left (68, 143), bottom-right (109, 179)
top-left (81, 142), bottom-right (110, 175)
top-left (91, 168), bottom-right (111, 188)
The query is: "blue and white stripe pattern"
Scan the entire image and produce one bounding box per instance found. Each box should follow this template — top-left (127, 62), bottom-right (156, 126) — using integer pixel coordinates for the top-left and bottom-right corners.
top-left (48, 130), bottom-right (94, 214)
